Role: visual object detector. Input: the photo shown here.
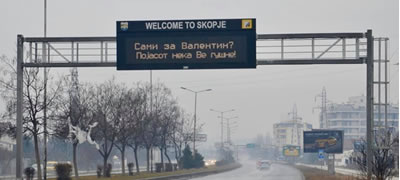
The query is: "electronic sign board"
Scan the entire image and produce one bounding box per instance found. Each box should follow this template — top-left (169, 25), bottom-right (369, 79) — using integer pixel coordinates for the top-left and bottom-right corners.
top-left (303, 130), bottom-right (344, 153)
top-left (116, 19), bottom-right (256, 70)
top-left (283, 145), bottom-right (300, 157)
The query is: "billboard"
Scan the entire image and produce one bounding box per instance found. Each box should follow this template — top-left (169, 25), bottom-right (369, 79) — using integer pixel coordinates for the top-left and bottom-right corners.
top-left (116, 19), bottom-right (256, 70)
top-left (303, 130), bottom-right (344, 153)
top-left (283, 145), bottom-right (300, 157)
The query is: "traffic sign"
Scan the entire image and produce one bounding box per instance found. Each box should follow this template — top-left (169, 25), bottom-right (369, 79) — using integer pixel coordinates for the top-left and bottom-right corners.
top-left (246, 143), bottom-right (257, 148)
top-left (183, 133), bottom-right (207, 142)
top-left (195, 134), bottom-right (207, 142)
top-left (318, 149), bottom-right (324, 160)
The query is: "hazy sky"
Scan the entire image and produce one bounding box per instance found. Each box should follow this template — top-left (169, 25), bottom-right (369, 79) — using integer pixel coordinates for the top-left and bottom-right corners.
top-left (0, 0), bottom-right (398, 148)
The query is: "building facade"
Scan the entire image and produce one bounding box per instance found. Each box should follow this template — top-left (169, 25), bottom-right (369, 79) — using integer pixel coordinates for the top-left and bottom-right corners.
top-left (273, 118), bottom-right (312, 151)
top-left (0, 136), bottom-right (14, 151)
top-left (324, 95), bottom-right (398, 141)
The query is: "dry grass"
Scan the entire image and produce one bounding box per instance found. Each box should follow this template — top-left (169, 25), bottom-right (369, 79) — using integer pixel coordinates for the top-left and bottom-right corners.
top-left (295, 165), bottom-right (365, 180)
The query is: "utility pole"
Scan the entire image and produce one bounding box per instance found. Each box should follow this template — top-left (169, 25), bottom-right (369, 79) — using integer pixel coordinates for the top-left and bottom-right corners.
top-left (16, 34), bottom-right (24, 180)
top-left (366, 29), bottom-right (374, 180)
top-left (219, 116), bottom-right (238, 145)
top-left (210, 109), bottom-right (234, 155)
top-left (150, 70), bottom-right (153, 172)
top-left (315, 87), bottom-right (327, 129)
top-left (288, 104), bottom-right (301, 146)
top-left (43, 1), bottom-right (48, 179)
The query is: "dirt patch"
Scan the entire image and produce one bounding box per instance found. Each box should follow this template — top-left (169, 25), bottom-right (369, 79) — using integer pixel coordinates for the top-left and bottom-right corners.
top-left (295, 165), bottom-right (365, 180)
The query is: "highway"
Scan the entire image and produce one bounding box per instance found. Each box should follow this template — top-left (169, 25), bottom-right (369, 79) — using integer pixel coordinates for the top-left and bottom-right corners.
top-left (192, 160), bottom-right (304, 180)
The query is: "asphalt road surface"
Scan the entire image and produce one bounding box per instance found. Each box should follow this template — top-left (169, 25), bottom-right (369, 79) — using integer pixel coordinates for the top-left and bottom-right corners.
top-left (192, 160), bottom-right (304, 180)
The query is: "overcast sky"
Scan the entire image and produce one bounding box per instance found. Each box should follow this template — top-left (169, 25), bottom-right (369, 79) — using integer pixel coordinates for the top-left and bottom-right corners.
top-left (0, 0), bottom-right (398, 148)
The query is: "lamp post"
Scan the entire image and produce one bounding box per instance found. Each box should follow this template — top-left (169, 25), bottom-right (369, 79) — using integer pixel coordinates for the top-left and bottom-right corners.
top-left (181, 87), bottom-right (212, 156)
top-left (210, 109), bottom-right (235, 149)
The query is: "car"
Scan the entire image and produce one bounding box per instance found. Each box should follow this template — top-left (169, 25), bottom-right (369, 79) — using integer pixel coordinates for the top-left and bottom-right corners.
top-left (31, 161), bottom-right (72, 175)
top-left (256, 160), bottom-right (271, 170)
top-left (31, 163), bottom-right (42, 174)
top-left (315, 136), bottom-right (337, 148)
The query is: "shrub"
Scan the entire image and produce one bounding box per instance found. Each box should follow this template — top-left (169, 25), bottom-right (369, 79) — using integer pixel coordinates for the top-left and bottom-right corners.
top-left (165, 163), bottom-right (173, 172)
top-left (179, 145), bottom-right (205, 169)
top-left (127, 163), bottom-right (134, 176)
top-left (155, 163), bottom-right (163, 172)
top-left (96, 165), bottom-right (103, 178)
top-left (105, 163), bottom-right (112, 177)
top-left (55, 163), bottom-right (72, 180)
top-left (180, 145), bottom-right (194, 169)
top-left (24, 167), bottom-right (35, 180)
top-left (193, 151), bottom-right (205, 168)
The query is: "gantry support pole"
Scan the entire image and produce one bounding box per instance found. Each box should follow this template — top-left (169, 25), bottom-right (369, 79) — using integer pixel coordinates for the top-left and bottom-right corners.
top-left (16, 34), bottom-right (24, 179)
top-left (366, 29), bottom-right (374, 180)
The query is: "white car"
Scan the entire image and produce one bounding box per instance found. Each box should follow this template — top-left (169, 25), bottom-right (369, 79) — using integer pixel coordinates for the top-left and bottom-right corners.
top-left (256, 160), bottom-right (271, 170)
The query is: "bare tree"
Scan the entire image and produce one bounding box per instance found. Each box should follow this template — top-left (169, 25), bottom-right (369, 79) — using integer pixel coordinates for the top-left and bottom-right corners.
top-left (90, 80), bottom-right (121, 177)
top-left (0, 55), bottom-right (63, 180)
top-left (114, 84), bottom-right (134, 175)
top-left (171, 109), bottom-right (199, 164)
top-left (151, 82), bottom-right (172, 168)
top-left (158, 99), bottom-right (180, 165)
top-left (135, 82), bottom-right (157, 172)
top-left (352, 129), bottom-right (398, 180)
top-left (53, 81), bottom-right (96, 179)
top-left (126, 84), bottom-right (147, 174)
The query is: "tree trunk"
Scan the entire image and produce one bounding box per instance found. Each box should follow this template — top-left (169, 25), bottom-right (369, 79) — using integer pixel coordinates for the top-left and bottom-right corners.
top-left (73, 142), bottom-right (79, 179)
top-left (164, 147), bottom-right (171, 164)
top-left (146, 147), bottom-right (150, 172)
top-left (33, 134), bottom-right (43, 180)
top-left (121, 146), bottom-right (125, 175)
top-left (180, 143), bottom-right (183, 157)
top-left (150, 147), bottom-right (153, 173)
top-left (160, 147), bottom-right (164, 170)
top-left (103, 154), bottom-right (108, 177)
top-left (174, 143), bottom-right (179, 162)
top-left (133, 146), bottom-right (140, 173)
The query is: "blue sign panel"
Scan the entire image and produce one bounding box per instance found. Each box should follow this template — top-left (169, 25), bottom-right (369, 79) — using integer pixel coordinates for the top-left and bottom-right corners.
top-left (116, 19), bottom-right (256, 70)
top-left (318, 149), bottom-right (324, 159)
top-left (303, 130), bottom-right (344, 153)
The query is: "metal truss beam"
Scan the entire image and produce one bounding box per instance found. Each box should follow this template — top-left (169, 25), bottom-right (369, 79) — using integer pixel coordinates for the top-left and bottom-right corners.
top-left (257, 33), bottom-right (364, 39)
top-left (21, 32), bottom-right (368, 68)
top-left (257, 59), bottom-right (365, 65)
top-left (23, 62), bottom-right (116, 68)
top-left (24, 36), bottom-right (115, 42)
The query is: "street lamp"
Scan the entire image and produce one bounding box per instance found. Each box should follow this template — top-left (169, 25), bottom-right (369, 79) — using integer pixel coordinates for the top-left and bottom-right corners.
top-left (181, 87), bottom-right (212, 156)
top-left (210, 109), bottom-right (235, 148)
